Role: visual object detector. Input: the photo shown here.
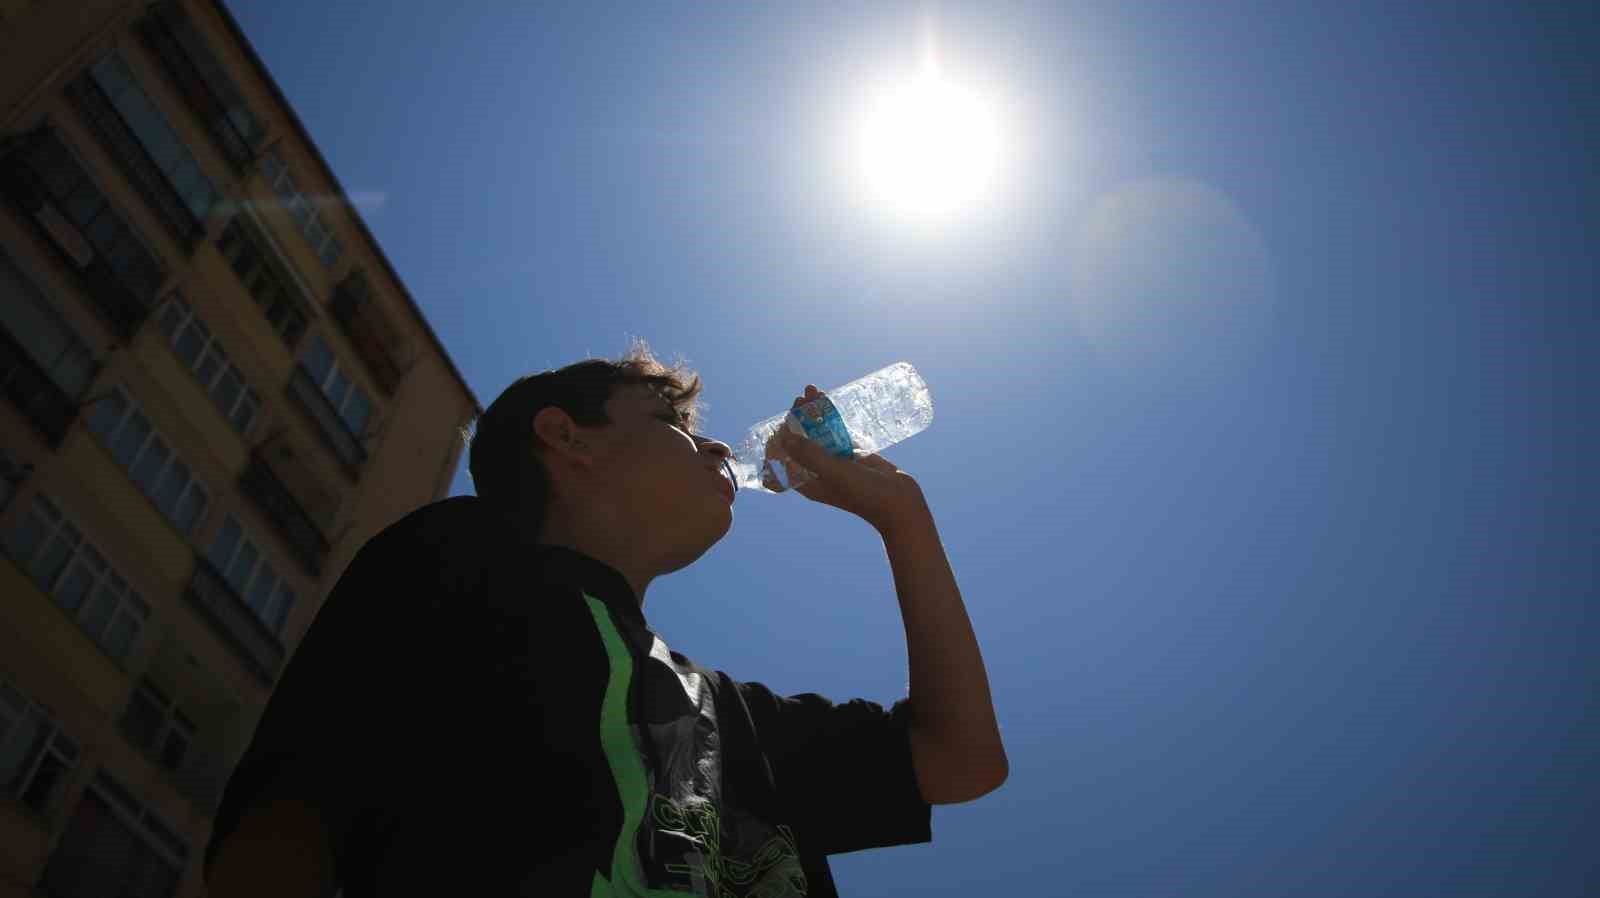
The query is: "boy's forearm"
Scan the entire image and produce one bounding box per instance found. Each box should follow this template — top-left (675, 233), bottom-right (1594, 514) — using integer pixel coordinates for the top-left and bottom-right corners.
top-left (878, 498), bottom-right (1008, 800)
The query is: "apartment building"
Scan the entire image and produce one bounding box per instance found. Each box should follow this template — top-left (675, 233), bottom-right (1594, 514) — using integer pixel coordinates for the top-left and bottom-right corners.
top-left (0, 1), bottom-right (481, 894)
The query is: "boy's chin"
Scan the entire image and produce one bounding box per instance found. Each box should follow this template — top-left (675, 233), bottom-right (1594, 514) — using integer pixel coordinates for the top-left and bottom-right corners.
top-left (663, 519), bottom-right (731, 573)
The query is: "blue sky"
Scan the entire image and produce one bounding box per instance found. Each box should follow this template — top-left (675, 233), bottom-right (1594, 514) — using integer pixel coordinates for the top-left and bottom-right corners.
top-left (228, 2), bottom-right (1595, 894)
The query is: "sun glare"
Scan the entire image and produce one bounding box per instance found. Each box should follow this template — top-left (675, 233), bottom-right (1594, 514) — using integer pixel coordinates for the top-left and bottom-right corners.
top-left (857, 59), bottom-right (1000, 220)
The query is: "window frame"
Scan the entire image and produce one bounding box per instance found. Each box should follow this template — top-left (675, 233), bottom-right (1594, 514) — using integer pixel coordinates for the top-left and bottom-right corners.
top-left (0, 243), bottom-right (100, 400)
top-left (302, 334), bottom-right (374, 438)
top-left (153, 294), bottom-right (262, 438)
top-left (206, 514), bottom-right (297, 636)
top-left (122, 678), bottom-right (195, 775)
top-left (40, 771), bottom-right (189, 892)
top-left (216, 216), bottom-right (309, 348)
top-left (260, 147), bottom-right (342, 267)
top-left (0, 678), bottom-right (81, 817)
top-left (85, 49), bottom-right (221, 227)
top-left (84, 385), bottom-right (211, 536)
top-left (2, 494), bottom-right (151, 664)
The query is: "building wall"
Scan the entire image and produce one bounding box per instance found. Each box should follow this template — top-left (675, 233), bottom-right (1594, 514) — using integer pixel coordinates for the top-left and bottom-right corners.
top-left (0, 2), bottom-right (479, 895)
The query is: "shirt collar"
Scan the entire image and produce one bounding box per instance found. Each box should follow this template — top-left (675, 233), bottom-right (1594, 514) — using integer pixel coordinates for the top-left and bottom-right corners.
top-left (529, 543), bottom-right (643, 622)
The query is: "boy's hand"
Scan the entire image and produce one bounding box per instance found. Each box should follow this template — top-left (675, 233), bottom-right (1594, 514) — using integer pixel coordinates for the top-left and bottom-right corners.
top-left (771, 385), bottom-right (930, 534)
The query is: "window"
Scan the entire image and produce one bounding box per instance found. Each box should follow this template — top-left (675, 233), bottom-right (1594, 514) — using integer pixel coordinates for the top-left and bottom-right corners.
top-left (39, 772), bottom-right (187, 898)
top-left (261, 149), bottom-right (342, 266)
top-left (121, 679), bottom-right (194, 774)
top-left (84, 387), bottom-right (209, 535)
top-left (207, 515), bottom-right (296, 635)
top-left (85, 50), bottom-right (219, 225)
top-left (0, 246), bottom-right (98, 399)
top-left (140, 0), bottom-right (266, 169)
top-left (0, 679), bottom-right (81, 817)
top-left (2, 495), bottom-right (150, 663)
top-left (300, 335), bottom-right (373, 437)
top-left (7, 130), bottom-right (165, 318)
top-left (217, 217), bottom-right (307, 347)
top-left (153, 295), bottom-right (261, 436)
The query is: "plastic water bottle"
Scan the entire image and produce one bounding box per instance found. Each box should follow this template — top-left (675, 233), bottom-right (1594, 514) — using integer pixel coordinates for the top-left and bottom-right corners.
top-left (728, 362), bottom-right (934, 494)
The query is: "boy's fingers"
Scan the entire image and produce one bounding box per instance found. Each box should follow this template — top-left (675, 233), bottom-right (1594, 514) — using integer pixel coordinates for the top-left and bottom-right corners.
top-left (781, 429), bottom-right (835, 470)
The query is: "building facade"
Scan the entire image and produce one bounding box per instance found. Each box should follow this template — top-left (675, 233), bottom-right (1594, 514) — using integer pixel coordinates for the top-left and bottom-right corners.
top-left (0, 1), bottom-right (480, 894)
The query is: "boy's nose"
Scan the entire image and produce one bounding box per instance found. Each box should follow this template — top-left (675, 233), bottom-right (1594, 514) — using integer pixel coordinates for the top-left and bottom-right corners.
top-left (697, 436), bottom-right (733, 460)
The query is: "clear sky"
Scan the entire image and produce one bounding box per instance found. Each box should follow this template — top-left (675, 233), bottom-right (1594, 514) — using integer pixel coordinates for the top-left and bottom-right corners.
top-left (227, 2), bottom-right (1595, 894)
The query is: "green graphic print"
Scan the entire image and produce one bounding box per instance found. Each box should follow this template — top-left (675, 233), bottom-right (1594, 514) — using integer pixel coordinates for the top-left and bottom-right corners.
top-left (585, 595), bottom-right (809, 898)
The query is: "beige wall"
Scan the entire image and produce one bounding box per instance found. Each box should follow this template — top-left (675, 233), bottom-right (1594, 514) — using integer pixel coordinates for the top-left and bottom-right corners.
top-left (1, 1), bottom-right (478, 894)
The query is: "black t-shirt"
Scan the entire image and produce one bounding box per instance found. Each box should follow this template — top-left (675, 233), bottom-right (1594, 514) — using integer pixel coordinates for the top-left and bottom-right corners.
top-left (203, 497), bottom-right (931, 896)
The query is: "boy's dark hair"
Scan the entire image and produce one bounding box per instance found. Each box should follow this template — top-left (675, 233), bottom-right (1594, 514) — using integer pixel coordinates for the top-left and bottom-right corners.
top-left (466, 339), bottom-right (703, 534)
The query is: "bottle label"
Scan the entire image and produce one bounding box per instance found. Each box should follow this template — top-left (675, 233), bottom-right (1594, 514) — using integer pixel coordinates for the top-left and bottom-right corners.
top-left (787, 395), bottom-right (854, 458)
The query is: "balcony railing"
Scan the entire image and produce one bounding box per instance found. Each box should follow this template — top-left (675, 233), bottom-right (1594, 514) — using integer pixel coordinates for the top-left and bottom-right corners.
top-left (330, 270), bottom-right (406, 395)
top-left (65, 73), bottom-right (204, 252)
top-left (137, 2), bottom-right (263, 172)
top-left (185, 556), bottom-right (283, 684)
top-left (287, 367), bottom-right (367, 476)
top-left (239, 453), bottom-right (330, 576)
top-left (0, 321), bottom-right (80, 447)
top-left (0, 129), bottom-right (164, 338)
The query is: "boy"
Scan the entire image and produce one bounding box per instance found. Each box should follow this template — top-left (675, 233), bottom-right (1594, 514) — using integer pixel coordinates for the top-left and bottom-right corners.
top-left (203, 342), bottom-right (1005, 896)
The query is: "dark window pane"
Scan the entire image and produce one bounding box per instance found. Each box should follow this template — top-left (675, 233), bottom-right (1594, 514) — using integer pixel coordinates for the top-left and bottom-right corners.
top-left (301, 336), bottom-right (333, 384)
top-left (80, 584), bottom-right (117, 638)
top-left (0, 710), bottom-right (43, 789)
top-left (159, 730), bottom-right (188, 772)
top-left (54, 554), bottom-right (100, 612)
top-left (121, 93), bottom-right (183, 172)
top-left (225, 539), bottom-right (257, 595)
top-left (173, 483), bottom-right (205, 534)
top-left (329, 365), bottom-right (353, 405)
top-left (213, 368), bottom-right (242, 411)
top-left (29, 524), bottom-right (79, 590)
top-left (128, 436), bottom-right (171, 494)
top-left (152, 460), bottom-right (189, 519)
top-left (172, 162), bottom-right (211, 220)
top-left (269, 585), bottom-right (295, 634)
top-left (62, 179), bottom-right (103, 227)
top-left (227, 106), bottom-right (263, 145)
top-left (230, 392), bottom-right (259, 434)
top-left (245, 568), bottom-right (276, 618)
top-left (3, 509), bottom-right (48, 566)
top-left (207, 517), bottom-right (240, 570)
top-left (193, 350), bottom-right (222, 387)
top-left (87, 392), bottom-right (128, 439)
top-left (318, 236), bottom-right (341, 267)
top-left (103, 612), bottom-right (137, 660)
top-left (19, 752), bottom-right (67, 814)
top-left (173, 322), bottom-right (205, 366)
top-left (85, 206), bottom-right (122, 254)
top-left (122, 688), bottom-right (164, 751)
top-left (155, 299), bottom-right (184, 338)
top-left (90, 54), bottom-right (135, 101)
top-left (109, 411), bottom-right (151, 468)
top-left (50, 342), bottom-right (97, 400)
top-left (282, 312), bottom-right (306, 347)
top-left (103, 231), bottom-right (141, 276)
top-left (342, 389), bottom-right (372, 437)
top-left (39, 150), bottom-right (81, 200)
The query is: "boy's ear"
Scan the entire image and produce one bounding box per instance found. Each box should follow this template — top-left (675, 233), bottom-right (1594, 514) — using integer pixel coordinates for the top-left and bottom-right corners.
top-left (531, 406), bottom-right (591, 465)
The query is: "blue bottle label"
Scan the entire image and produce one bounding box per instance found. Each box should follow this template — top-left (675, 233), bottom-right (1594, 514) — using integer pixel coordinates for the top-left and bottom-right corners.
top-left (788, 395), bottom-right (854, 458)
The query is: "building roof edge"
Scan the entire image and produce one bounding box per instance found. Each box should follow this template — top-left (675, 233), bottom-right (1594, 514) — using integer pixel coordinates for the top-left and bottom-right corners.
top-left (209, 0), bottom-right (483, 418)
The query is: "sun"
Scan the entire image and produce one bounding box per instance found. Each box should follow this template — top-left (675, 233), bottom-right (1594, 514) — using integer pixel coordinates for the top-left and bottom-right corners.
top-left (857, 62), bottom-right (1000, 220)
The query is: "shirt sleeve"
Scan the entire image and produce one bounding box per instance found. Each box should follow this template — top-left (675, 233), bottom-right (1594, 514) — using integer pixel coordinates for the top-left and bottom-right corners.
top-left (735, 680), bottom-right (933, 856)
top-left (203, 505), bottom-right (470, 885)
